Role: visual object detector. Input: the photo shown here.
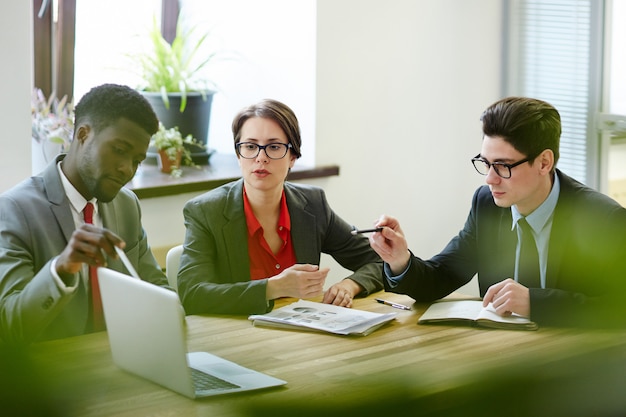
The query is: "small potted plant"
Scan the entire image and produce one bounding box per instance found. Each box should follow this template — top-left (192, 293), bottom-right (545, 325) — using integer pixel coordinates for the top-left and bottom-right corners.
top-left (151, 123), bottom-right (203, 178)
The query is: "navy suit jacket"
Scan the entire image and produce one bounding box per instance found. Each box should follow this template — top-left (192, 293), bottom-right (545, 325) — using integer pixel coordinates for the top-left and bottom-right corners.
top-left (385, 170), bottom-right (626, 327)
top-left (0, 156), bottom-right (168, 344)
top-left (178, 179), bottom-right (383, 315)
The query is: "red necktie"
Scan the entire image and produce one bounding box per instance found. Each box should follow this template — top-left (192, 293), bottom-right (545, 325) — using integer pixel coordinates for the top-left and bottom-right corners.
top-left (83, 202), bottom-right (105, 331)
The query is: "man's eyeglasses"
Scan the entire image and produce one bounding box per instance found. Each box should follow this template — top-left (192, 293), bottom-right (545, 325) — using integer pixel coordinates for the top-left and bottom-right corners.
top-left (236, 142), bottom-right (292, 160)
top-left (471, 154), bottom-right (533, 179)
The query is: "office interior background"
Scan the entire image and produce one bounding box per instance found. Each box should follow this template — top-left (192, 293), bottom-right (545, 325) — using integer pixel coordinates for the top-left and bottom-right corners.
top-left (1, 1), bottom-right (625, 296)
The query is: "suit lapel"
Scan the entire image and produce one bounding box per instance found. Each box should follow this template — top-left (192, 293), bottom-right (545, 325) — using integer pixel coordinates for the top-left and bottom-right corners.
top-left (223, 180), bottom-right (251, 277)
top-left (99, 201), bottom-right (117, 234)
top-left (43, 155), bottom-right (76, 244)
top-left (544, 171), bottom-right (575, 288)
top-left (495, 208), bottom-right (517, 278)
top-left (285, 184), bottom-right (319, 264)
top-left (98, 201), bottom-right (126, 272)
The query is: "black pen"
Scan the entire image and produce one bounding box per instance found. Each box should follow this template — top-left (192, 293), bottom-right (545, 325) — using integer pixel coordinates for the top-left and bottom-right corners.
top-left (351, 227), bottom-right (383, 235)
top-left (375, 298), bottom-right (411, 311)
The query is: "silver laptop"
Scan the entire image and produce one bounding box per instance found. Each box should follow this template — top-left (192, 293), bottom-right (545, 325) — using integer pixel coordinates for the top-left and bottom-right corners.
top-left (97, 267), bottom-right (287, 398)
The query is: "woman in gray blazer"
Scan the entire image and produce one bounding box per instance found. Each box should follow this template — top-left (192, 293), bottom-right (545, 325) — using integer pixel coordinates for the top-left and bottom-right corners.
top-left (178, 99), bottom-right (383, 315)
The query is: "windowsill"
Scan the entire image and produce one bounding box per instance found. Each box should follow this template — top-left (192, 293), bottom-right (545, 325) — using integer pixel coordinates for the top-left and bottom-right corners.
top-left (126, 153), bottom-right (340, 199)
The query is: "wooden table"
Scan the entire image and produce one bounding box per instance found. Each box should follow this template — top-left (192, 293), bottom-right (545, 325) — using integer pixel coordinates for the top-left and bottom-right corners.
top-left (9, 293), bottom-right (626, 417)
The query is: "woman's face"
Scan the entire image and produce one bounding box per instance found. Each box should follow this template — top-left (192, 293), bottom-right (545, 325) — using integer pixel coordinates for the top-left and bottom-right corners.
top-left (237, 117), bottom-right (296, 194)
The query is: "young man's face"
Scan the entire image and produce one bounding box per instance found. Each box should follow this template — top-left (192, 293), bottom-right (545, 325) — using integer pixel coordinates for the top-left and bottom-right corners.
top-left (77, 118), bottom-right (150, 202)
top-left (479, 135), bottom-right (551, 216)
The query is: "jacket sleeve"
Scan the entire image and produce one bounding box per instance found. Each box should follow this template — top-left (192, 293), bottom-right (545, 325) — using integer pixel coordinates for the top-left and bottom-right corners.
top-left (177, 196), bottom-right (273, 315)
top-left (0, 195), bottom-right (76, 344)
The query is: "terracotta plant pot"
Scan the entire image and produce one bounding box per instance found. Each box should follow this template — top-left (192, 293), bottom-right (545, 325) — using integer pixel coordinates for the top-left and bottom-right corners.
top-left (157, 149), bottom-right (183, 174)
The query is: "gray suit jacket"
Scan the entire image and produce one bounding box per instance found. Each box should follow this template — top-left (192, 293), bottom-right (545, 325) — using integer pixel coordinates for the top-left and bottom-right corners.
top-left (0, 156), bottom-right (167, 344)
top-left (178, 179), bottom-right (383, 315)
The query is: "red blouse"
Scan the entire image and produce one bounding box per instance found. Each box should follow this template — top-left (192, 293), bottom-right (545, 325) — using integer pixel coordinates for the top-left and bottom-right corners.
top-left (243, 189), bottom-right (297, 280)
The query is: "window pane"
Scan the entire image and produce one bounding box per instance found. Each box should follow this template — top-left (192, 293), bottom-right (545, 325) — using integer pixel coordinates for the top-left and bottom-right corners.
top-left (73, 0), bottom-right (161, 100)
top-left (73, 0), bottom-right (316, 164)
top-left (505, 0), bottom-right (600, 186)
top-left (608, 0), bottom-right (626, 114)
top-left (178, 0), bottom-right (316, 162)
top-left (605, 1), bottom-right (626, 206)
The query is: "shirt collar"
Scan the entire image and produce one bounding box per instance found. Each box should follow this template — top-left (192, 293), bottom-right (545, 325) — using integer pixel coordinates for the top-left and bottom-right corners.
top-left (243, 189), bottom-right (291, 237)
top-left (511, 172), bottom-right (560, 232)
top-left (57, 161), bottom-right (98, 215)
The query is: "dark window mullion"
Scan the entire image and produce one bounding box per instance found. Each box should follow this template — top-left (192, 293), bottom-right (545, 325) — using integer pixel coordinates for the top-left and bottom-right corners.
top-left (55, 0), bottom-right (76, 100)
top-left (161, 0), bottom-right (179, 44)
top-left (33, 0), bottom-right (53, 97)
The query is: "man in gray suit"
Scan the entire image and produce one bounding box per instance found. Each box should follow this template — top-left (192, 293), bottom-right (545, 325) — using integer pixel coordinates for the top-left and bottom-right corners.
top-left (0, 84), bottom-right (168, 344)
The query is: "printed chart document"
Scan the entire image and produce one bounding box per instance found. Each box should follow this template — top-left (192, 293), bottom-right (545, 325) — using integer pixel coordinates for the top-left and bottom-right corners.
top-left (418, 300), bottom-right (538, 331)
top-left (249, 300), bottom-right (397, 336)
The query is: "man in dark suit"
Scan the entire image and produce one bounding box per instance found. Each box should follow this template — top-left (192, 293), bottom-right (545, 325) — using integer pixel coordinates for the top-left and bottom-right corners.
top-left (0, 84), bottom-right (168, 344)
top-left (369, 97), bottom-right (626, 327)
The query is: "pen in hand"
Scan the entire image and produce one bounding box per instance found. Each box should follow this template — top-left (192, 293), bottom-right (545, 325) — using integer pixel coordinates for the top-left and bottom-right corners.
top-left (375, 298), bottom-right (411, 311)
top-left (351, 227), bottom-right (383, 235)
top-left (114, 246), bottom-right (140, 280)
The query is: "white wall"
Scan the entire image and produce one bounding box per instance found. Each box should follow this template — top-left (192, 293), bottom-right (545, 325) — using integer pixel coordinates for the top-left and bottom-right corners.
top-left (0, 1), bottom-right (32, 192)
top-left (314, 0), bottom-right (499, 251)
top-left (308, 0), bottom-right (501, 295)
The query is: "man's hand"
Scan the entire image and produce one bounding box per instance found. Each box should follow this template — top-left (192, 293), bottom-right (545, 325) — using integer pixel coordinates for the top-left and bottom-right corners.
top-left (322, 279), bottom-right (363, 308)
top-left (482, 278), bottom-right (531, 318)
top-left (56, 224), bottom-right (125, 276)
top-left (368, 215), bottom-right (411, 275)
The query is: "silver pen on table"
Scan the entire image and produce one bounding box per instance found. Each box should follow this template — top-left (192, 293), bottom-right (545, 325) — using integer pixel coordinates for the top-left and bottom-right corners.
top-left (375, 298), bottom-right (411, 311)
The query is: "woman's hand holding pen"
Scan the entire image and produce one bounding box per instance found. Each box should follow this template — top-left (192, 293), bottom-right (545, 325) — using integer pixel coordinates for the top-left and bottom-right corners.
top-left (368, 215), bottom-right (411, 276)
top-left (266, 264), bottom-right (329, 301)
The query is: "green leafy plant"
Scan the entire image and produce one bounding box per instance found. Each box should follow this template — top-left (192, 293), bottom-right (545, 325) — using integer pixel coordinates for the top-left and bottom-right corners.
top-left (31, 88), bottom-right (74, 150)
top-left (136, 16), bottom-right (217, 112)
top-left (151, 123), bottom-right (204, 177)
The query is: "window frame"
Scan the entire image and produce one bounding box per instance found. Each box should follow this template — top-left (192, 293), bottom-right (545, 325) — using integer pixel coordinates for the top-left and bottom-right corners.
top-left (32, 0), bottom-right (77, 100)
top-left (32, 0), bottom-right (177, 100)
top-left (502, 0), bottom-right (604, 188)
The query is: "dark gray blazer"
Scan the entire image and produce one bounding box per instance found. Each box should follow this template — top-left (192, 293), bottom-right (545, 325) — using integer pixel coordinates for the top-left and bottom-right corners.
top-left (385, 170), bottom-right (626, 327)
top-left (0, 156), bottom-right (167, 344)
top-left (178, 179), bottom-right (383, 315)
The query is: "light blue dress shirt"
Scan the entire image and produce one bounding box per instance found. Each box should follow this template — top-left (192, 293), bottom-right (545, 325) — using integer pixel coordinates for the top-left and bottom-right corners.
top-left (511, 173), bottom-right (560, 289)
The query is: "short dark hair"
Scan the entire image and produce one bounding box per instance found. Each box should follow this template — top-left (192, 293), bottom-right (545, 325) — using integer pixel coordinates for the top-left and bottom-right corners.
top-left (231, 99), bottom-right (302, 158)
top-left (480, 97), bottom-right (561, 165)
top-left (73, 84), bottom-right (159, 137)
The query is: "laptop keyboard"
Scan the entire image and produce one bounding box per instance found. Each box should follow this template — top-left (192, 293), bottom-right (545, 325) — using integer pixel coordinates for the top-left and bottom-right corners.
top-left (191, 368), bottom-right (240, 391)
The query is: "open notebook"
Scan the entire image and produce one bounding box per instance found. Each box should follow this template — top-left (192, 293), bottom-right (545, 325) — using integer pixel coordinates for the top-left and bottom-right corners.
top-left (97, 267), bottom-right (287, 398)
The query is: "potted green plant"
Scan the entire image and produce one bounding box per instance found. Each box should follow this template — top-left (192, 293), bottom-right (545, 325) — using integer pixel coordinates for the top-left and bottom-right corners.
top-left (31, 88), bottom-right (74, 173)
top-left (135, 16), bottom-right (218, 165)
top-left (151, 123), bottom-right (203, 178)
